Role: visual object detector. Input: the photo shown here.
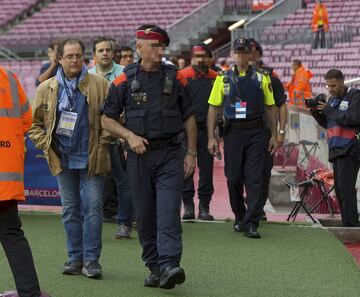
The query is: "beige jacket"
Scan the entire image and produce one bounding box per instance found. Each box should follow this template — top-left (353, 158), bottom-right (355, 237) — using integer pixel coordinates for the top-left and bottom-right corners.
top-left (28, 73), bottom-right (110, 176)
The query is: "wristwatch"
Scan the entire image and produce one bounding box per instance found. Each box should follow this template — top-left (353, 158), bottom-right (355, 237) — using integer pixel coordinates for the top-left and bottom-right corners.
top-left (186, 150), bottom-right (197, 158)
top-left (278, 130), bottom-right (286, 135)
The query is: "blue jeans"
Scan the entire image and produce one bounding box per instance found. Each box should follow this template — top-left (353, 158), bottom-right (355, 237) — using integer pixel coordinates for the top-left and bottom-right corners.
top-left (109, 142), bottom-right (134, 227)
top-left (57, 168), bottom-right (105, 262)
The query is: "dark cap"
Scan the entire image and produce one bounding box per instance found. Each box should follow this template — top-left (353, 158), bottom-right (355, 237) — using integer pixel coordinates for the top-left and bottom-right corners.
top-left (191, 42), bottom-right (213, 58)
top-left (247, 38), bottom-right (263, 56)
top-left (232, 38), bottom-right (251, 52)
top-left (136, 24), bottom-right (170, 46)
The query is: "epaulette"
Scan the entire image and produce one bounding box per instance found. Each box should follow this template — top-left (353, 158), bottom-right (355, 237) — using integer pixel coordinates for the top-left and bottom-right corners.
top-left (123, 63), bottom-right (138, 78)
top-left (163, 62), bottom-right (178, 72)
top-left (253, 66), bottom-right (271, 76)
top-left (261, 65), bottom-right (274, 75)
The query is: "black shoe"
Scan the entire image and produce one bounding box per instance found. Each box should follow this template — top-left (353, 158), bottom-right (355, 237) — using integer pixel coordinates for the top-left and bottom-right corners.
top-left (160, 266), bottom-right (185, 289)
top-left (82, 260), bottom-right (102, 278)
top-left (63, 261), bottom-right (83, 275)
top-left (234, 221), bottom-right (244, 232)
top-left (182, 204), bottom-right (195, 220)
top-left (198, 204), bottom-right (214, 221)
top-left (243, 227), bottom-right (261, 239)
top-left (144, 268), bottom-right (160, 287)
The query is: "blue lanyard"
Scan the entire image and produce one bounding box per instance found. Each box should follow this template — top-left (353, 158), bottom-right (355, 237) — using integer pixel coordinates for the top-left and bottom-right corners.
top-left (63, 77), bottom-right (80, 112)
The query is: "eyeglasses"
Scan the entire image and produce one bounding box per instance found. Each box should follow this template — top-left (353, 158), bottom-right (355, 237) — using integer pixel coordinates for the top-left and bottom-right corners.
top-left (62, 54), bottom-right (83, 61)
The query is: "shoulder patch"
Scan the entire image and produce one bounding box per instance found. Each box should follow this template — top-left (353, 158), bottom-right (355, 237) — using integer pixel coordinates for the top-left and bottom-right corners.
top-left (113, 72), bottom-right (127, 86)
top-left (207, 69), bottom-right (218, 79)
top-left (176, 70), bottom-right (188, 87)
top-left (123, 63), bottom-right (137, 73)
top-left (254, 66), bottom-right (271, 76)
top-left (180, 67), bottom-right (196, 79)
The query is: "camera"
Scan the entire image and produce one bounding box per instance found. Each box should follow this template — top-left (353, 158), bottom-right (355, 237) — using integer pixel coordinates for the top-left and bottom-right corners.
top-left (305, 93), bottom-right (327, 108)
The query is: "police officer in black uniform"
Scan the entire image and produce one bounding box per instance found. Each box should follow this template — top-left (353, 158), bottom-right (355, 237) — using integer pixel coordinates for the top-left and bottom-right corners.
top-left (207, 38), bottom-right (277, 238)
top-left (248, 38), bottom-right (288, 221)
top-left (180, 43), bottom-right (218, 221)
top-left (102, 24), bottom-right (197, 289)
top-left (310, 69), bottom-right (360, 227)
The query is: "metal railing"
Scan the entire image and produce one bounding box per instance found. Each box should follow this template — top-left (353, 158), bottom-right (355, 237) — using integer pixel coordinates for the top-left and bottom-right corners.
top-left (224, 0), bottom-right (252, 14)
top-left (244, 0), bottom-right (302, 29)
top-left (345, 77), bottom-right (360, 88)
top-left (0, 45), bottom-right (22, 61)
top-left (213, 0), bottom-right (302, 58)
top-left (232, 24), bottom-right (353, 47)
top-left (166, 0), bottom-right (225, 55)
top-left (0, 31), bottom-right (131, 55)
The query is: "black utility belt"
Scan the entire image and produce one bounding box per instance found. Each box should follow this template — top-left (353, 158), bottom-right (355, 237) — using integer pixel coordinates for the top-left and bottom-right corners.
top-left (228, 118), bottom-right (263, 130)
top-left (125, 134), bottom-right (181, 151)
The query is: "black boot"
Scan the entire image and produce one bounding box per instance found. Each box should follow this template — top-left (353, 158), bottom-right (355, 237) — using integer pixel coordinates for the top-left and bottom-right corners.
top-left (182, 203), bottom-right (195, 220)
top-left (198, 203), bottom-right (214, 221)
top-left (144, 267), bottom-right (160, 287)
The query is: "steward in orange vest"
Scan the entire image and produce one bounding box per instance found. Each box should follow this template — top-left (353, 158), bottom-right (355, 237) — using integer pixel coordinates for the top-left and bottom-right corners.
top-left (0, 66), bottom-right (50, 297)
top-left (284, 60), bottom-right (313, 107)
top-left (0, 67), bottom-right (32, 201)
top-left (312, 0), bottom-right (329, 49)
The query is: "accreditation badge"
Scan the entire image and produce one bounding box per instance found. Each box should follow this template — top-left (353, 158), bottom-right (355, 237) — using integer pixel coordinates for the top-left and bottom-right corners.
top-left (235, 101), bottom-right (247, 119)
top-left (56, 111), bottom-right (78, 137)
top-left (339, 100), bottom-right (349, 111)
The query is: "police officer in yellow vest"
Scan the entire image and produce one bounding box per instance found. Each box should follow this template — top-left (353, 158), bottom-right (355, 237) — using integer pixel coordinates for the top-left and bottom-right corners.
top-left (207, 38), bottom-right (277, 238)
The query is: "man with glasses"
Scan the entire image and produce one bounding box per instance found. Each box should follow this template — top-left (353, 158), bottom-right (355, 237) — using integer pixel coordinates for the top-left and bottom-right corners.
top-left (29, 38), bottom-right (110, 279)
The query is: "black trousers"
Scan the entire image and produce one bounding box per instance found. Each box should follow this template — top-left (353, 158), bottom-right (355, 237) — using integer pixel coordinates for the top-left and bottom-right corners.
top-left (126, 145), bottom-right (183, 272)
top-left (0, 200), bottom-right (41, 297)
top-left (314, 25), bottom-right (326, 49)
top-left (260, 152), bottom-right (274, 216)
top-left (182, 126), bottom-right (214, 206)
top-left (333, 154), bottom-right (360, 227)
top-left (224, 126), bottom-right (268, 230)
top-left (102, 143), bottom-right (120, 219)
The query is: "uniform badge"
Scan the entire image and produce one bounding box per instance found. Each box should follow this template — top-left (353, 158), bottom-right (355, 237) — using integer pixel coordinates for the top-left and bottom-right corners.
top-left (131, 92), bottom-right (147, 105)
top-left (339, 100), bottom-right (349, 111)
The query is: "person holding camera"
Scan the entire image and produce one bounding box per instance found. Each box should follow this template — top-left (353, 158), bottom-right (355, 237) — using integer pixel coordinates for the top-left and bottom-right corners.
top-left (309, 69), bottom-right (360, 227)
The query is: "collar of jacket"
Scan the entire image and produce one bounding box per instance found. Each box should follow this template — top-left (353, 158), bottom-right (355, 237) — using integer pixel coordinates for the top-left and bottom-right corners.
top-left (49, 73), bottom-right (90, 97)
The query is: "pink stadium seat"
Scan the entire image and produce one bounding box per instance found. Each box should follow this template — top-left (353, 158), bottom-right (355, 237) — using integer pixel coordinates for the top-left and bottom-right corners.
top-left (0, 0), bottom-right (209, 48)
top-left (0, 0), bottom-right (39, 27)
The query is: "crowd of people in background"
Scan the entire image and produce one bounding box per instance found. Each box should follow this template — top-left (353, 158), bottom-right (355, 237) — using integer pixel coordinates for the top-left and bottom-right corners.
top-left (2, 1), bottom-right (360, 294)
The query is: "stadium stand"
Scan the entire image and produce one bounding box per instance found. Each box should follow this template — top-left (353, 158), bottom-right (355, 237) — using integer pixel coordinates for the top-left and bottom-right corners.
top-left (0, 0), bottom-right (209, 51)
top-left (258, 0), bottom-right (360, 94)
top-left (0, 60), bottom-right (41, 99)
top-left (274, 0), bottom-right (360, 29)
top-left (0, 0), bottom-right (210, 97)
top-left (0, 0), bottom-right (39, 27)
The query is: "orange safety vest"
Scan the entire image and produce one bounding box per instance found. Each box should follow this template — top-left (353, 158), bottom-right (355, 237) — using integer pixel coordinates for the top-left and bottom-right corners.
top-left (284, 66), bottom-right (313, 107)
top-left (0, 66), bottom-right (32, 201)
top-left (311, 3), bottom-right (329, 32)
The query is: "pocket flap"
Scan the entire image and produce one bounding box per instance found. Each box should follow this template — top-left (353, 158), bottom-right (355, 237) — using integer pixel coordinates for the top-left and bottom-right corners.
top-left (126, 109), bottom-right (146, 117)
top-left (161, 109), bottom-right (180, 117)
